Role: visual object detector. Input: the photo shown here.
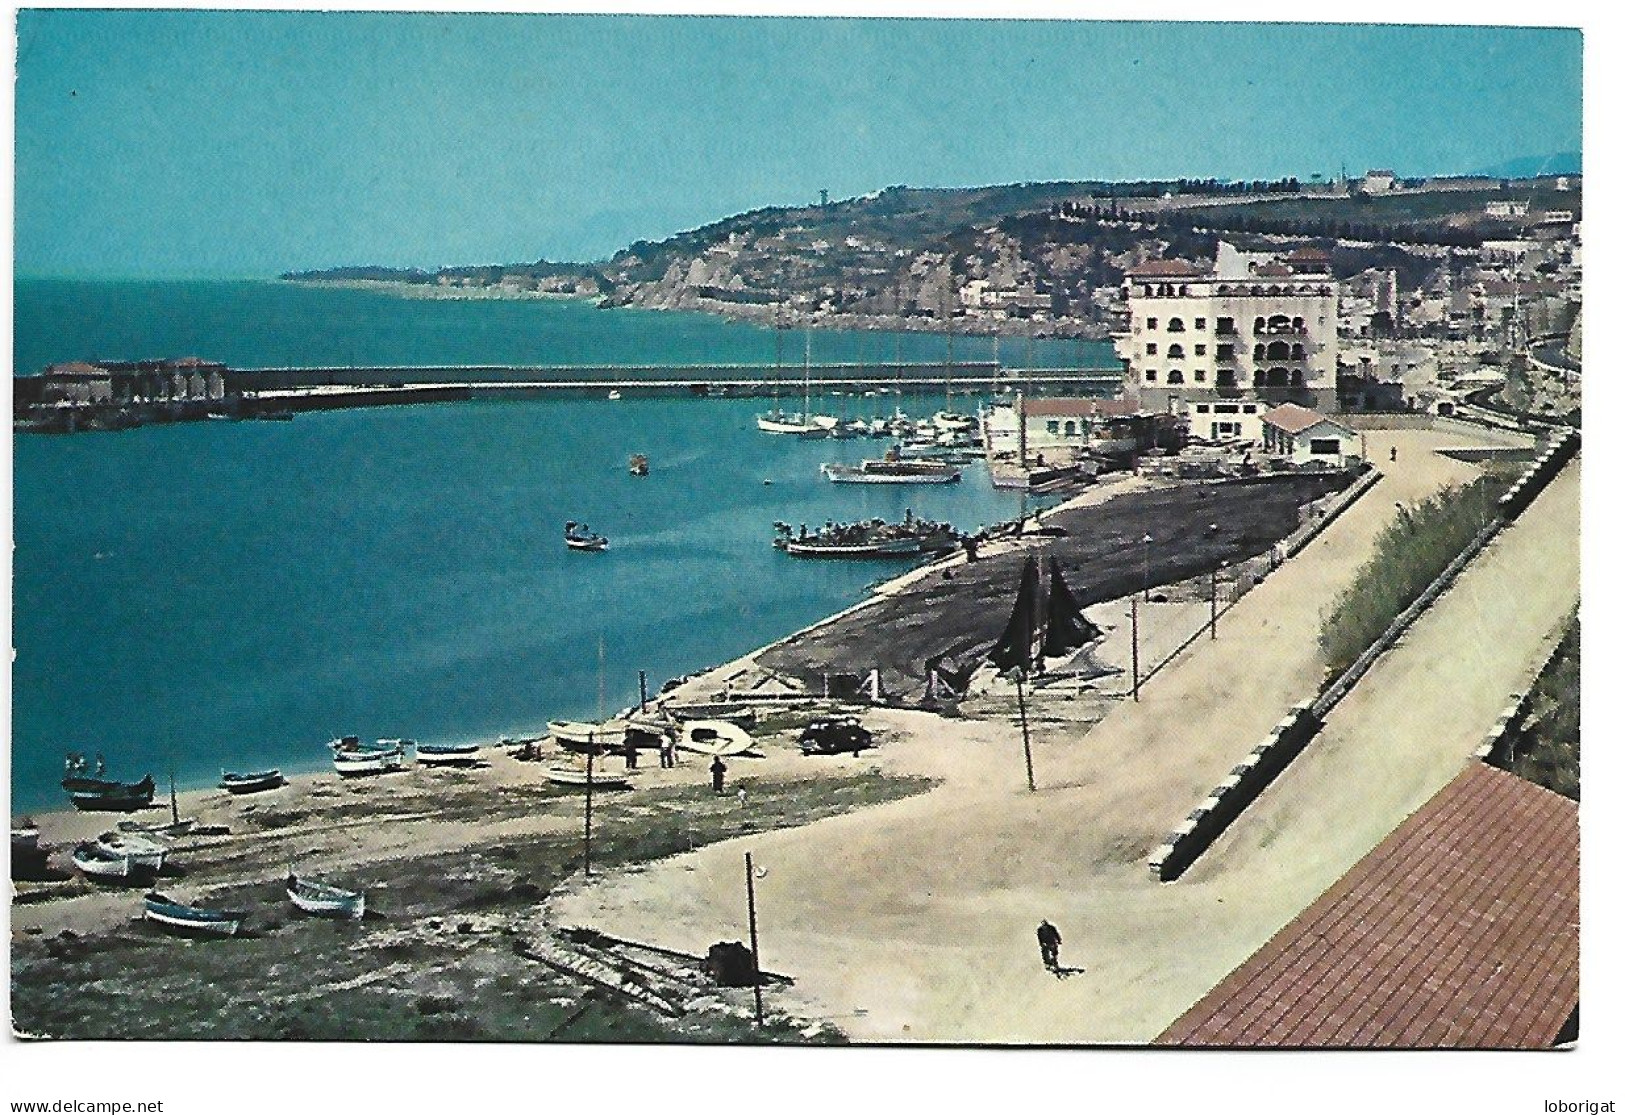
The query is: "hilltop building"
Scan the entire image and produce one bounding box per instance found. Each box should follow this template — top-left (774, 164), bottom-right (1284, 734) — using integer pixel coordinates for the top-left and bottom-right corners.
top-left (1114, 241), bottom-right (1340, 418)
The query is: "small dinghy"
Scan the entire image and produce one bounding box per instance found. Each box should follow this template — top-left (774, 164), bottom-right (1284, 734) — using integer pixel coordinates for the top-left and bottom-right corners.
top-left (286, 870), bottom-right (366, 919)
top-left (71, 842), bottom-right (141, 882)
top-left (117, 817), bottom-right (196, 838)
top-left (416, 742), bottom-right (481, 766)
top-left (548, 719), bottom-right (629, 752)
top-left (678, 719), bottom-right (755, 757)
top-left (329, 736), bottom-right (408, 776)
top-left (143, 891), bottom-right (248, 937)
top-left (96, 830), bottom-right (169, 873)
top-left (564, 521), bottom-right (609, 551)
top-left (546, 765), bottom-right (632, 790)
top-left (219, 769), bottom-right (284, 794)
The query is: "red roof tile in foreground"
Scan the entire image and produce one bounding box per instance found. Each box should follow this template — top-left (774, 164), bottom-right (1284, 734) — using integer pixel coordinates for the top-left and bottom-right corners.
top-left (1260, 402), bottom-right (1330, 435)
top-left (1021, 397), bottom-right (1142, 419)
top-left (1157, 764), bottom-right (1578, 1048)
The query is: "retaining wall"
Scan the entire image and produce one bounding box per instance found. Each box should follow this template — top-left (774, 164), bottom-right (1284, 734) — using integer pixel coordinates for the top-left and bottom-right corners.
top-left (1149, 702), bottom-right (1319, 882)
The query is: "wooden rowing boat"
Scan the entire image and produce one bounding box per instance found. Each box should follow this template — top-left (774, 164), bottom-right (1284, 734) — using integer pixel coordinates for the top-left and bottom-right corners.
top-left (143, 892), bottom-right (248, 937)
top-left (286, 870), bottom-right (366, 919)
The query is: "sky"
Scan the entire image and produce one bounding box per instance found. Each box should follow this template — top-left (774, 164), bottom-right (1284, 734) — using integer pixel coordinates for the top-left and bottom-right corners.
top-left (13, 12), bottom-right (1583, 278)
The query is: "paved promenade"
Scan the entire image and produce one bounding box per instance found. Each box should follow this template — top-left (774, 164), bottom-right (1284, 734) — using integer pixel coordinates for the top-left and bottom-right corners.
top-left (549, 430), bottom-right (1577, 1043)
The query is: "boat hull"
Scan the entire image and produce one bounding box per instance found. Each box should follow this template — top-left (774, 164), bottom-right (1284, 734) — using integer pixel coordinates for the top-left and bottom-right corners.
top-left (219, 770), bottom-right (284, 794)
top-left (546, 767), bottom-right (631, 789)
top-left (417, 746), bottom-right (481, 766)
top-left (331, 748), bottom-right (406, 777)
top-left (678, 720), bottom-right (755, 757)
top-left (784, 538), bottom-right (922, 558)
top-left (143, 893), bottom-right (246, 937)
top-left (72, 844), bottom-right (144, 882)
top-left (62, 774), bottom-right (157, 812)
top-left (287, 875), bottom-right (366, 919)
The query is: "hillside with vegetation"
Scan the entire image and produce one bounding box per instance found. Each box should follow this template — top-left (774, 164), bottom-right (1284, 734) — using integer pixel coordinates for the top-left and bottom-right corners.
top-left (284, 174), bottom-right (1581, 339)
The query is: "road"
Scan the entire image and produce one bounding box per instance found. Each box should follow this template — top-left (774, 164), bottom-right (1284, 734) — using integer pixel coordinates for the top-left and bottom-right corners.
top-left (549, 429), bottom-right (1577, 1043)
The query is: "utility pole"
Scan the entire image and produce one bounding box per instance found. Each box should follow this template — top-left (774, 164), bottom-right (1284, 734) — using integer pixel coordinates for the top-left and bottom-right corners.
top-left (1142, 533), bottom-right (1153, 601)
top-left (1016, 670), bottom-right (1036, 792)
top-left (745, 852), bottom-right (764, 1027)
top-left (1211, 566), bottom-right (1220, 639)
top-left (1131, 596), bottom-right (1141, 701)
top-left (638, 670), bottom-right (648, 713)
top-left (583, 748), bottom-right (595, 877)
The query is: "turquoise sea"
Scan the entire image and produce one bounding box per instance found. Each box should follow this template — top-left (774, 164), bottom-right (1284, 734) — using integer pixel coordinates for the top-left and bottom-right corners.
top-left (12, 279), bottom-right (1115, 811)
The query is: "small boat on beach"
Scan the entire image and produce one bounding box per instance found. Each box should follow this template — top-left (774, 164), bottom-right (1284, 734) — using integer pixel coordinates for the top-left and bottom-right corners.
top-left (143, 891), bottom-right (248, 937)
top-left (546, 764), bottom-right (632, 790)
top-left (117, 817), bottom-right (197, 838)
top-left (219, 769), bottom-right (284, 794)
top-left (330, 738), bottom-right (407, 777)
top-left (564, 521), bottom-right (609, 551)
top-left (61, 773), bottom-right (157, 812)
top-left (665, 702), bottom-right (759, 728)
top-left (678, 719), bottom-right (755, 757)
top-left (71, 842), bottom-right (143, 882)
top-left (12, 821), bottom-right (49, 880)
top-left (416, 742), bottom-right (482, 766)
top-left (548, 719), bottom-right (629, 752)
top-left (287, 870), bottom-right (366, 919)
top-left (96, 830), bottom-right (169, 873)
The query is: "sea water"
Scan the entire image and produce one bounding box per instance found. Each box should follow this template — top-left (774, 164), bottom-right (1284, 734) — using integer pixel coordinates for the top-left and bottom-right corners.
top-left (11, 279), bottom-right (1113, 810)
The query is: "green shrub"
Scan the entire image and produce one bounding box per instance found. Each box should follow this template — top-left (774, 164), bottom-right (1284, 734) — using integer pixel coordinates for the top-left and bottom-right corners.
top-left (1319, 474), bottom-right (1511, 676)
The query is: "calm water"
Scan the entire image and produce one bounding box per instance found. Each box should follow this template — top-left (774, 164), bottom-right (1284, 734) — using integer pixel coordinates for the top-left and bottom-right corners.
top-left (14, 278), bottom-right (1110, 373)
top-left (12, 279), bottom-right (1092, 810)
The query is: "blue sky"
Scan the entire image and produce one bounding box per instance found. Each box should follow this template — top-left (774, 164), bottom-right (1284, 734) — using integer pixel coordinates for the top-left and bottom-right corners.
top-left (14, 13), bottom-right (1582, 278)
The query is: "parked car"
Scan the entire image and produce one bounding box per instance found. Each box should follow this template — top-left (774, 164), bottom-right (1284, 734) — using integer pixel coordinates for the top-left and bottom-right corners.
top-left (798, 718), bottom-right (874, 756)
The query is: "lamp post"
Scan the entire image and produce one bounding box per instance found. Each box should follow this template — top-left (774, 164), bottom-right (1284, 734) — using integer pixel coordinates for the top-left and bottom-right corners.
top-left (1141, 533), bottom-right (1153, 601)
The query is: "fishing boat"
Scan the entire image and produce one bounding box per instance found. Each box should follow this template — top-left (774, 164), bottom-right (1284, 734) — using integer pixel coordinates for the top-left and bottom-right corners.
top-left (142, 892), bottom-right (248, 937)
top-left (564, 521), bottom-right (609, 551)
top-left (416, 742), bottom-right (482, 766)
top-left (628, 453), bottom-right (649, 477)
top-left (786, 534), bottom-right (922, 558)
top-left (546, 764), bottom-right (632, 790)
top-left (547, 719), bottom-right (629, 753)
top-left (330, 738), bottom-right (407, 777)
top-left (117, 817), bottom-right (197, 838)
top-left (677, 720), bottom-right (755, 757)
top-left (286, 870), bottom-right (366, 919)
top-left (96, 830), bottom-right (168, 873)
top-left (219, 769), bottom-right (284, 794)
top-left (664, 702), bottom-right (759, 727)
top-left (61, 773), bottom-right (157, 813)
top-left (821, 457), bottom-right (962, 484)
top-left (71, 842), bottom-right (141, 882)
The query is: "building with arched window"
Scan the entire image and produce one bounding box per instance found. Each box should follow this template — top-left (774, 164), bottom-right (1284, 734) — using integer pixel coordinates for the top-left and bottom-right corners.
top-left (1115, 241), bottom-right (1340, 420)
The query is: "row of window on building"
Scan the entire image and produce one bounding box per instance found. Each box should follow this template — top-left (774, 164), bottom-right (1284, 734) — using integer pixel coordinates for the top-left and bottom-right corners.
top-left (1137, 283), bottom-right (1335, 298)
top-left (1141, 314), bottom-right (1315, 334)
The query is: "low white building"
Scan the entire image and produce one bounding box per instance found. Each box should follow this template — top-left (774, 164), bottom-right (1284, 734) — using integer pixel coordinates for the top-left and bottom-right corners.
top-left (1360, 169), bottom-right (1398, 194)
top-left (1260, 403), bottom-right (1360, 465)
top-left (1188, 398), bottom-right (1266, 443)
top-left (983, 395), bottom-right (1145, 463)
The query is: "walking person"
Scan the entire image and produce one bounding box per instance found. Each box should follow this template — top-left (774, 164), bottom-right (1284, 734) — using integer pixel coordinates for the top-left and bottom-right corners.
top-left (659, 732), bottom-right (675, 769)
top-left (1036, 919), bottom-right (1062, 974)
top-left (710, 756), bottom-right (727, 795)
top-left (1389, 445), bottom-right (1398, 463)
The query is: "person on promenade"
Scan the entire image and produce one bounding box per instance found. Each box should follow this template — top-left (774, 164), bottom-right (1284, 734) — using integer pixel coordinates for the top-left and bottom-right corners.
top-left (624, 742), bottom-right (638, 771)
top-left (1390, 445), bottom-right (1398, 463)
top-left (1037, 920), bottom-right (1062, 973)
top-left (659, 733), bottom-right (675, 769)
top-left (711, 756), bottom-right (727, 794)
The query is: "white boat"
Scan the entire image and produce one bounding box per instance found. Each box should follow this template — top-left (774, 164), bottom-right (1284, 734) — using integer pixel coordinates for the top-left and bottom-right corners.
top-left (286, 870), bottom-right (366, 919)
top-left (96, 830), bottom-right (168, 872)
top-left (607, 390), bottom-right (623, 400)
top-left (546, 765), bottom-right (632, 789)
top-left (330, 740), bottom-right (407, 777)
top-left (677, 719), bottom-right (755, 757)
top-left (821, 459), bottom-right (961, 485)
top-left (548, 719), bottom-right (629, 751)
top-left (784, 535), bottom-right (923, 558)
top-left (564, 521), bottom-right (609, 551)
top-left (758, 331), bottom-right (837, 434)
top-left (416, 742), bottom-right (481, 766)
top-left (143, 891), bottom-right (247, 937)
top-left (756, 410), bottom-right (826, 435)
top-left (72, 842), bottom-right (138, 881)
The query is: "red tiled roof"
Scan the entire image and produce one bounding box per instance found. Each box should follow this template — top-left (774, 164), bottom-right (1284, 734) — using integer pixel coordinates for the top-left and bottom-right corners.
top-left (1127, 259), bottom-right (1208, 278)
top-left (1252, 261), bottom-right (1295, 278)
top-left (43, 361), bottom-right (110, 377)
top-left (1022, 397), bottom-right (1142, 419)
top-left (1157, 764), bottom-right (1578, 1048)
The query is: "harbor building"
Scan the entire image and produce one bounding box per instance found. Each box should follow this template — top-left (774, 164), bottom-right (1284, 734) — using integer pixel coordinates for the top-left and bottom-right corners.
top-left (1259, 403), bottom-right (1359, 466)
top-left (1115, 241), bottom-right (1340, 416)
top-left (982, 394), bottom-right (1176, 464)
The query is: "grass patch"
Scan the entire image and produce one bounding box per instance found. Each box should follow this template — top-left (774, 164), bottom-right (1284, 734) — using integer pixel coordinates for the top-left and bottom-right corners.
top-left (1319, 473), bottom-right (1512, 677)
top-left (1501, 616), bottom-right (1579, 800)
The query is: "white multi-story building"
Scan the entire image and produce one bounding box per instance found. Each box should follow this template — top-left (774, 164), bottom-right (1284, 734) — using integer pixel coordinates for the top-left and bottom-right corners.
top-left (1114, 241), bottom-right (1341, 416)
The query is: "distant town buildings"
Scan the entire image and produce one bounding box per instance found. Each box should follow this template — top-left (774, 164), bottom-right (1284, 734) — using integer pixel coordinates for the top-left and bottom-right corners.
top-left (1359, 169), bottom-right (1397, 194)
top-left (1114, 241), bottom-right (1340, 416)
